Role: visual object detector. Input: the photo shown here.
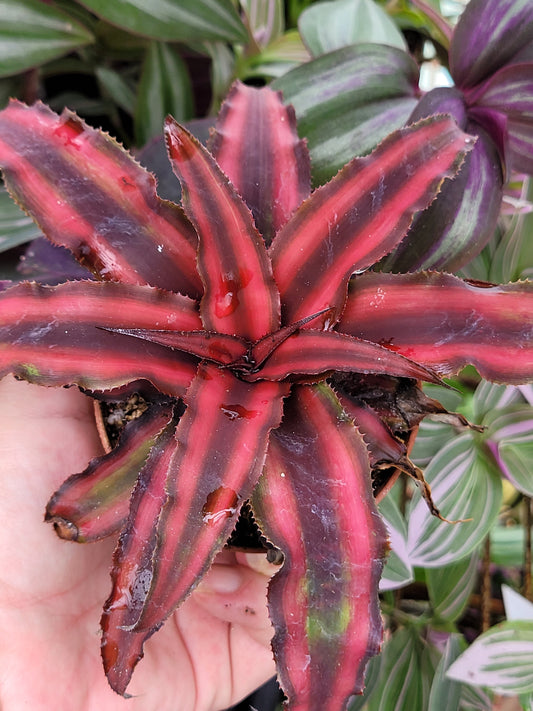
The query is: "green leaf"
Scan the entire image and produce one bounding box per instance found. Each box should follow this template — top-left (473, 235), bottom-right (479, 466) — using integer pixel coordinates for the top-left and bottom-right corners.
top-left (76, 0), bottom-right (248, 43)
top-left (447, 621), bottom-right (533, 696)
top-left (485, 405), bottom-right (533, 496)
top-left (135, 42), bottom-right (193, 146)
top-left (407, 435), bottom-right (502, 567)
top-left (491, 524), bottom-right (526, 568)
top-left (299, 0), bottom-right (406, 57)
top-left (240, 0), bottom-right (284, 48)
top-left (273, 44), bottom-right (418, 184)
top-left (379, 494), bottom-right (413, 591)
top-left (428, 635), bottom-right (465, 711)
top-left (0, 0), bottom-right (94, 78)
top-left (0, 186), bottom-right (41, 253)
top-left (366, 627), bottom-right (437, 711)
top-left (95, 66), bottom-right (137, 116)
top-left (426, 549), bottom-right (480, 623)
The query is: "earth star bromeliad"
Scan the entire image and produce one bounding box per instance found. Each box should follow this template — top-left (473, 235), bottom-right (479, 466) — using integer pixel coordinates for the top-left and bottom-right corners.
top-left (0, 82), bottom-right (532, 711)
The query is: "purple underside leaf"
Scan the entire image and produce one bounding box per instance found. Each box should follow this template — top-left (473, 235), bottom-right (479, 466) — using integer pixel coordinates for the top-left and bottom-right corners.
top-left (0, 280), bottom-right (200, 395)
top-left (251, 384), bottom-right (388, 711)
top-left (0, 101), bottom-right (202, 298)
top-left (208, 81), bottom-right (311, 246)
top-left (165, 118), bottom-right (280, 341)
top-left (243, 329), bottom-right (442, 384)
top-left (268, 115), bottom-right (474, 326)
top-left (466, 63), bottom-right (533, 173)
top-left (102, 362), bottom-right (288, 695)
top-left (46, 403), bottom-right (175, 542)
top-left (339, 271), bottom-right (533, 384)
top-left (450, 0), bottom-right (533, 89)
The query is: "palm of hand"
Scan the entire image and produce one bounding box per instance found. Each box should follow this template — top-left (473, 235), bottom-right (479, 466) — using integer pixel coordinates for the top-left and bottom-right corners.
top-left (0, 376), bottom-right (275, 711)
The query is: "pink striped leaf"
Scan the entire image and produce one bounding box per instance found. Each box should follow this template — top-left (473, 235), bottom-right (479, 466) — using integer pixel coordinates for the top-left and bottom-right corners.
top-left (101, 417), bottom-right (179, 696)
top-left (245, 329), bottom-right (442, 384)
top-left (339, 271), bottom-right (533, 384)
top-left (102, 363), bottom-right (288, 693)
top-left (208, 81), bottom-right (311, 245)
top-left (104, 328), bottom-right (248, 366)
top-left (252, 384), bottom-right (388, 711)
top-left (45, 403), bottom-right (175, 542)
top-left (165, 118), bottom-right (280, 341)
top-left (269, 116), bottom-right (474, 325)
top-left (0, 280), bottom-right (200, 395)
top-left (0, 101), bottom-right (202, 298)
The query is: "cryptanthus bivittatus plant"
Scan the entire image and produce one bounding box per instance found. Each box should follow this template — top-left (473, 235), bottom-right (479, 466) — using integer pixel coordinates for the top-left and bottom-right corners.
top-left (0, 82), bottom-right (532, 711)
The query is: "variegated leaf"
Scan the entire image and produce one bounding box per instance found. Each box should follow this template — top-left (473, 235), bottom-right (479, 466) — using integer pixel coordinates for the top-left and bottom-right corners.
top-left (252, 384), bottom-right (387, 711)
top-left (273, 44), bottom-right (419, 184)
top-left (426, 549), bottom-right (480, 622)
top-left (102, 363), bottom-right (287, 694)
top-left (378, 493), bottom-right (413, 592)
top-left (269, 116), bottom-right (473, 325)
top-left (340, 272), bottom-right (533, 384)
top-left (407, 436), bottom-right (502, 567)
top-left (165, 118), bottom-right (280, 340)
top-left (209, 81), bottom-right (311, 246)
top-left (0, 281), bottom-right (200, 395)
top-left (0, 101), bottom-right (201, 297)
top-left (447, 621), bottom-right (533, 695)
top-left (450, 0), bottom-right (533, 89)
top-left (46, 404), bottom-right (175, 542)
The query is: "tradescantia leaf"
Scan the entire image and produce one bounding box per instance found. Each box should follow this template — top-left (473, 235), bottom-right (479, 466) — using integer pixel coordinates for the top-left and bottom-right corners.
top-left (425, 550), bottom-right (480, 623)
top-left (450, 0), bottom-right (533, 89)
top-left (298, 0), bottom-right (406, 57)
top-left (485, 405), bottom-right (533, 496)
top-left (0, 186), bottom-right (41, 253)
top-left (76, 0), bottom-right (248, 43)
top-left (366, 627), bottom-right (438, 711)
top-left (273, 44), bottom-right (419, 184)
top-left (447, 621), bottom-right (533, 695)
top-left (134, 42), bottom-right (194, 147)
top-left (0, 280), bottom-right (200, 395)
top-left (427, 636), bottom-right (467, 711)
top-left (165, 117), bottom-right (280, 341)
top-left (407, 435), bottom-right (502, 567)
top-left (468, 63), bottom-right (533, 174)
top-left (209, 81), bottom-right (311, 246)
top-left (340, 272), bottom-right (533, 384)
top-left (269, 116), bottom-right (473, 326)
top-left (46, 403), bottom-right (175, 542)
top-left (0, 101), bottom-right (201, 298)
top-left (0, 0), bottom-right (94, 78)
top-left (252, 384), bottom-right (387, 711)
top-left (378, 494), bottom-right (413, 591)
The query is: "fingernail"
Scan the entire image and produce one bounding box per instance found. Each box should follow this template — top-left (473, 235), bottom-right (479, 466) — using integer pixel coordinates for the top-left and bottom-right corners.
top-left (196, 565), bottom-right (244, 594)
top-left (241, 552), bottom-right (280, 576)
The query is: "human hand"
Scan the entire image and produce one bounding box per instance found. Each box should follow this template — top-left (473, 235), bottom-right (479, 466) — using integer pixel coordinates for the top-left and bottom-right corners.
top-left (0, 376), bottom-right (277, 710)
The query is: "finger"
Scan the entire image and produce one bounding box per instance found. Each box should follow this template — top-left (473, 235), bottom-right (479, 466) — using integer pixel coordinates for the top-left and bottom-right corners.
top-left (193, 552), bottom-right (279, 648)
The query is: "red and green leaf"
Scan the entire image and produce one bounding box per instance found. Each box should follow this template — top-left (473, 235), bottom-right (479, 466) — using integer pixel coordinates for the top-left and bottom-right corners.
top-left (339, 271), bottom-right (533, 384)
top-left (269, 116), bottom-right (474, 326)
top-left (252, 384), bottom-right (388, 711)
top-left (102, 363), bottom-right (288, 693)
top-left (46, 403), bottom-right (175, 542)
top-left (165, 118), bottom-right (280, 340)
top-left (0, 281), bottom-right (200, 395)
top-left (209, 81), bottom-right (311, 245)
top-left (0, 101), bottom-right (202, 297)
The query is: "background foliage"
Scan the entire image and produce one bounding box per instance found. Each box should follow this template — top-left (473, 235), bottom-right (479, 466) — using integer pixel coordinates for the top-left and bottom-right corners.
top-left (1, 1), bottom-right (532, 710)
